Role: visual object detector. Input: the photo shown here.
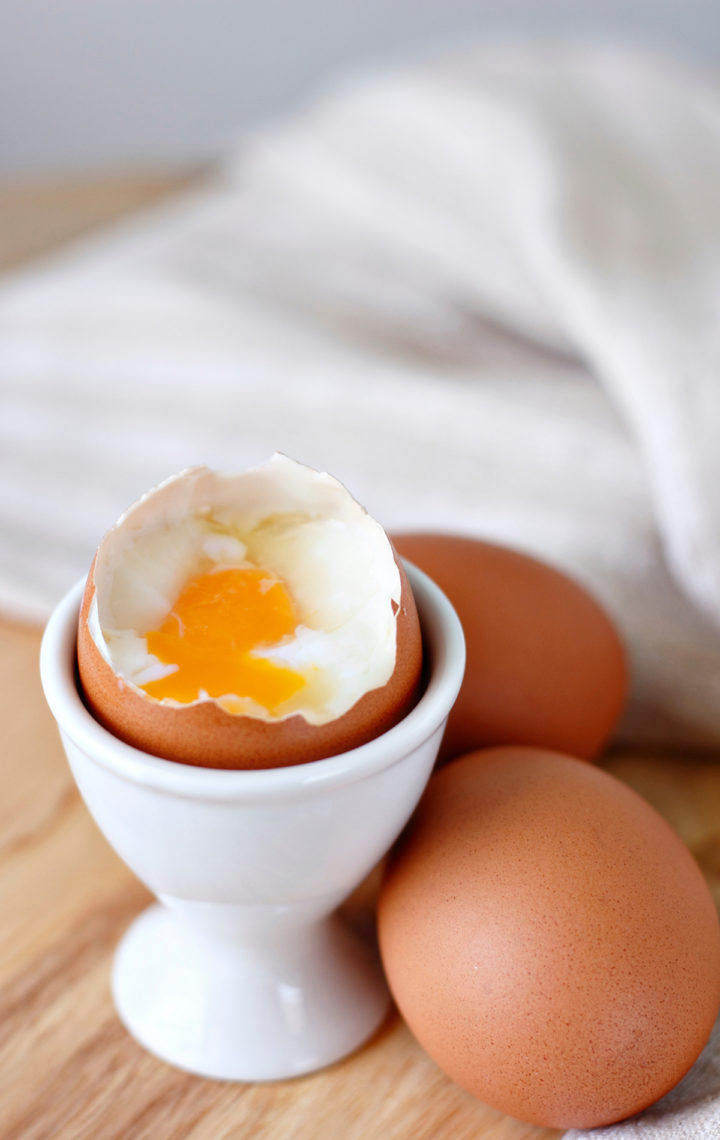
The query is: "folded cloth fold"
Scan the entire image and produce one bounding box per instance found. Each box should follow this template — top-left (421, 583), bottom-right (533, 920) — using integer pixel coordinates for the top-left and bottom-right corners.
top-left (1, 39), bottom-right (720, 1139)
top-left (226, 42), bottom-right (720, 623)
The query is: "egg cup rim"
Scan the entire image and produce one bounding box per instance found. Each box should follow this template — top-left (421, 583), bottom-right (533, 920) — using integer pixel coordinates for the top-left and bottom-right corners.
top-left (40, 562), bottom-right (465, 801)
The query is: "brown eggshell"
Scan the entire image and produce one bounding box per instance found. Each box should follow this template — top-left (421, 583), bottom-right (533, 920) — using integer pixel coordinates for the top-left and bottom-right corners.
top-left (378, 746), bottom-right (720, 1130)
top-left (76, 552), bottom-right (423, 770)
top-left (392, 533), bottom-right (628, 762)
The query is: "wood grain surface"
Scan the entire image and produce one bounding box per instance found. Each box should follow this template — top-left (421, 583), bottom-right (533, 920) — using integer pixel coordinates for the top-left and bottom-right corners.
top-left (2, 613), bottom-right (720, 1140)
top-left (0, 173), bottom-right (201, 273)
top-left (2, 180), bottom-right (720, 1140)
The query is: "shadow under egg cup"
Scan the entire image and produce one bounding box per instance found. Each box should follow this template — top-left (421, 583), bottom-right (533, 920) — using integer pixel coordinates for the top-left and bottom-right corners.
top-left (40, 563), bottom-right (465, 1082)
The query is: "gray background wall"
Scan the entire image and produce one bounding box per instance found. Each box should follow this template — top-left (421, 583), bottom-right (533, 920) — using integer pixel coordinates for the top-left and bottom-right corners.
top-left (1, 0), bottom-right (718, 177)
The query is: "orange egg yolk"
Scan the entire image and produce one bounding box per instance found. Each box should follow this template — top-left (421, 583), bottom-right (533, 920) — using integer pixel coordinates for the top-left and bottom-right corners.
top-left (140, 566), bottom-right (306, 711)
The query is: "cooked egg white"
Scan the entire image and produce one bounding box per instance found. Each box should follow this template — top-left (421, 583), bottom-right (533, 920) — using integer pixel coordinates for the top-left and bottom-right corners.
top-left (86, 454), bottom-right (402, 725)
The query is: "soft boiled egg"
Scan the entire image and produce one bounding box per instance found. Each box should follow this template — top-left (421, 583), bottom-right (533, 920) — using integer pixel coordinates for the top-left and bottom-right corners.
top-left (77, 454), bottom-right (423, 769)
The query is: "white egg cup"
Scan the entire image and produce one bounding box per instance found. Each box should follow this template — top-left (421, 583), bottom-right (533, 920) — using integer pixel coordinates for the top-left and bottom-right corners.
top-left (40, 564), bottom-right (465, 1082)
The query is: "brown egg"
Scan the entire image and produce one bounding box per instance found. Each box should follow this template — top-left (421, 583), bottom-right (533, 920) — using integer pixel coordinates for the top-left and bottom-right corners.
top-left (378, 746), bottom-right (720, 1130)
top-left (392, 533), bottom-right (627, 762)
top-left (77, 456), bottom-right (423, 770)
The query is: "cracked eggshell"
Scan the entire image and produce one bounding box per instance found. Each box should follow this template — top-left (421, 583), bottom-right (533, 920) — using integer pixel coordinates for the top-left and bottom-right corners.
top-left (76, 456), bottom-right (423, 770)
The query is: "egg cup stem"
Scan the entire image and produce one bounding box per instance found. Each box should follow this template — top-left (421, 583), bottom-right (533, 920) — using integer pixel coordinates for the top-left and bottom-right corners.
top-left (112, 903), bottom-right (389, 1079)
top-left (40, 566), bottom-right (465, 1082)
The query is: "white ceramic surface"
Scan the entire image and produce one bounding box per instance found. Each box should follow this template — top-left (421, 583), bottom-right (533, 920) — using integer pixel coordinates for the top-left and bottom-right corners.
top-left (40, 563), bottom-right (465, 1081)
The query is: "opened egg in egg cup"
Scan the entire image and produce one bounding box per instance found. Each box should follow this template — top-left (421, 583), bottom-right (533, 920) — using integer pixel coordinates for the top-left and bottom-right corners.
top-left (40, 455), bottom-right (465, 1081)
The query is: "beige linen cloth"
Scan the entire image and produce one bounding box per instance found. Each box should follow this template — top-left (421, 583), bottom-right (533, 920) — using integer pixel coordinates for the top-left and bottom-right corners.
top-left (1, 42), bottom-right (720, 1135)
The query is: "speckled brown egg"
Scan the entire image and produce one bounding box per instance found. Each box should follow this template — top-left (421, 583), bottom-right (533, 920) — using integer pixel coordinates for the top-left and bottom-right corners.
top-left (377, 746), bottom-right (720, 1130)
top-left (77, 455), bottom-right (423, 770)
top-left (391, 533), bottom-right (628, 762)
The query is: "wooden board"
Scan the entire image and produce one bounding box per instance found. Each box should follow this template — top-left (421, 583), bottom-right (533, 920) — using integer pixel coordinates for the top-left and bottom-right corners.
top-left (2, 614), bottom-right (720, 1139)
top-left (2, 178), bottom-right (720, 1139)
top-left (0, 173), bottom-right (200, 273)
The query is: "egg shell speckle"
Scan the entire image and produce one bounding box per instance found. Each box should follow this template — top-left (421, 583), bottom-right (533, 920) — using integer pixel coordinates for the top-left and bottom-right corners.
top-left (391, 533), bottom-right (628, 763)
top-left (77, 550), bottom-right (423, 770)
top-left (378, 746), bottom-right (720, 1130)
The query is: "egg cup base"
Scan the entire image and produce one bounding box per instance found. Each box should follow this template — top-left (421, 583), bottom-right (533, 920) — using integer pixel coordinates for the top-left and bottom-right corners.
top-left (112, 903), bottom-right (391, 1081)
